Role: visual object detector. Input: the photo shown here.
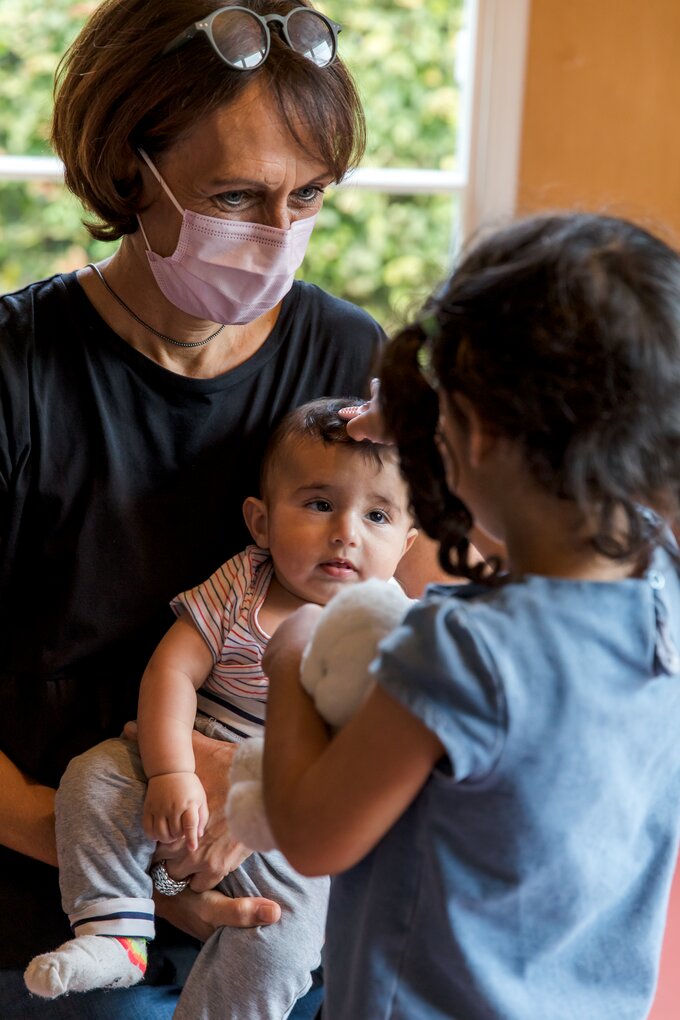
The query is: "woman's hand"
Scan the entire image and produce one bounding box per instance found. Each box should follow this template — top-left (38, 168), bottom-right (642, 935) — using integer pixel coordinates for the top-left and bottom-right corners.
top-left (339, 378), bottom-right (392, 444)
top-left (125, 721), bottom-right (251, 892)
top-left (153, 885), bottom-right (281, 942)
top-left (143, 772), bottom-right (209, 852)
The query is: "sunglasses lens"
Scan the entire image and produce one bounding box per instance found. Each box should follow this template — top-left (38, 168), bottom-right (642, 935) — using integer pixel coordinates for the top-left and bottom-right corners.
top-left (286, 10), bottom-right (335, 67)
top-left (211, 9), bottom-right (268, 69)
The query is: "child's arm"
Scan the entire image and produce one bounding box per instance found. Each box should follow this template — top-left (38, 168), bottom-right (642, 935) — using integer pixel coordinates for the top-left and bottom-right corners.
top-left (138, 617), bottom-right (213, 851)
top-left (262, 606), bottom-right (444, 876)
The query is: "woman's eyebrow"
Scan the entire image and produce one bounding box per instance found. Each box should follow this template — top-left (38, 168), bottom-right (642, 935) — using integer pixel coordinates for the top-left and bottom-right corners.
top-left (208, 176), bottom-right (266, 189)
top-left (208, 172), bottom-right (335, 190)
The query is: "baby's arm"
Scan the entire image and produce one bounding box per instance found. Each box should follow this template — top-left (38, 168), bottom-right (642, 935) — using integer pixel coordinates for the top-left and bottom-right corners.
top-left (138, 617), bottom-right (213, 851)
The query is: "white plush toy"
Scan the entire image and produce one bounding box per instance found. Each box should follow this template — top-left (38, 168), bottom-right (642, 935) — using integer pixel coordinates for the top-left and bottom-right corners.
top-left (226, 578), bottom-right (414, 851)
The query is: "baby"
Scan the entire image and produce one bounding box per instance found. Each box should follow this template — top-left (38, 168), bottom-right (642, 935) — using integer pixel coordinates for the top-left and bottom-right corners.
top-left (25, 397), bottom-right (417, 1020)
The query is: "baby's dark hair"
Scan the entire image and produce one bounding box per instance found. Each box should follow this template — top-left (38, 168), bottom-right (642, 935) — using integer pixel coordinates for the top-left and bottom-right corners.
top-left (380, 213), bottom-right (680, 579)
top-left (260, 397), bottom-right (393, 497)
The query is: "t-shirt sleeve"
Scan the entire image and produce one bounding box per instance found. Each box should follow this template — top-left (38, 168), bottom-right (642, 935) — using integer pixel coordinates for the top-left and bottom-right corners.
top-left (372, 597), bottom-right (507, 782)
top-left (170, 555), bottom-right (245, 664)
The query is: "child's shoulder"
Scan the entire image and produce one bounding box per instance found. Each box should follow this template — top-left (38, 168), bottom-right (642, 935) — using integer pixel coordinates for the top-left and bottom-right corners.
top-left (414, 551), bottom-right (680, 678)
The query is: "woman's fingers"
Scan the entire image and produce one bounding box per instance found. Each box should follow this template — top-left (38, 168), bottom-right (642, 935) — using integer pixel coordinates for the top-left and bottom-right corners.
top-left (153, 886), bottom-right (281, 941)
top-left (208, 894), bottom-right (281, 928)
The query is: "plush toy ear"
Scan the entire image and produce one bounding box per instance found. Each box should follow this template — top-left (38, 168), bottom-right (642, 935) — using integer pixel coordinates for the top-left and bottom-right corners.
top-left (242, 496), bottom-right (269, 549)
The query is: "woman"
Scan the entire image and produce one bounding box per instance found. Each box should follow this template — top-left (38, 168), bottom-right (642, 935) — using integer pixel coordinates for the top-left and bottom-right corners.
top-left (0, 1), bottom-right (385, 1016)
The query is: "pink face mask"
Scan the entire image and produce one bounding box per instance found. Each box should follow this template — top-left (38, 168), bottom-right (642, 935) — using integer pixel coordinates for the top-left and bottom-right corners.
top-left (137, 148), bottom-right (318, 324)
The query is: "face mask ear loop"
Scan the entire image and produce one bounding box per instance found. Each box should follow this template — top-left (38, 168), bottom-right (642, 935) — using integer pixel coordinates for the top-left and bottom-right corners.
top-left (138, 147), bottom-right (185, 215)
top-left (136, 214), bottom-right (154, 253)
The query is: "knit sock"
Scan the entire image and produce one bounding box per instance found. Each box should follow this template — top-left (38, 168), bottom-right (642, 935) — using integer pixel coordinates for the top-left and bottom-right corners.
top-left (24, 935), bottom-right (148, 999)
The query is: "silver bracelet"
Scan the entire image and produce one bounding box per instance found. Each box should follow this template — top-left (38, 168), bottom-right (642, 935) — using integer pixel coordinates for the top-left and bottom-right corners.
top-left (150, 860), bottom-right (190, 896)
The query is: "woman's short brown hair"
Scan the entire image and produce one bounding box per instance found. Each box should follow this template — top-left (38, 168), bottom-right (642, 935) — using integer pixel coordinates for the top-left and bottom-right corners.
top-left (51, 0), bottom-right (366, 241)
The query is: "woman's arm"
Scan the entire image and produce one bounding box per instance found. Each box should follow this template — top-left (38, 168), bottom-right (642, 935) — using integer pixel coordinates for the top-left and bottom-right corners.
top-left (0, 751), bottom-right (57, 866)
top-left (262, 607), bottom-right (444, 877)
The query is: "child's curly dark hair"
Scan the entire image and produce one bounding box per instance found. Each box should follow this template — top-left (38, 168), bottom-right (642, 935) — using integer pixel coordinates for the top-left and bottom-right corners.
top-left (380, 213), bottom-right (680, 578)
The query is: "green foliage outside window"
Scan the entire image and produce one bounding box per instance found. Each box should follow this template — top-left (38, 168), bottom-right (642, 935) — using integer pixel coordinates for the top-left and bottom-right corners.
top-left (0, 0), bottom-right (465, 330)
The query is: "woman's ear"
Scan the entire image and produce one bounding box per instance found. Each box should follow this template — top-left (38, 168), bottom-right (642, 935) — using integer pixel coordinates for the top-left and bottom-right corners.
top-left (242, 496), bottom-right (269, 549)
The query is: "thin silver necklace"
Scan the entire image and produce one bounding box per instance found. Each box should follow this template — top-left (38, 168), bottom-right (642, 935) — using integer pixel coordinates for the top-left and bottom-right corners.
top-left (88, 263), bottom-right (226, 349)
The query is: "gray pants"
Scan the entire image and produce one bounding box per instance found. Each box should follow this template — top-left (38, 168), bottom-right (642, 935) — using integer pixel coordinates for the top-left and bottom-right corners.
top-left (55, 726), bottom-right (329, 1020)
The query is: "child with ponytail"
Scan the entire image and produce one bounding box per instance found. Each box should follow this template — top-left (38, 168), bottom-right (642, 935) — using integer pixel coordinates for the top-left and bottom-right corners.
top-left (263, 213), bottom-right (680, 1020)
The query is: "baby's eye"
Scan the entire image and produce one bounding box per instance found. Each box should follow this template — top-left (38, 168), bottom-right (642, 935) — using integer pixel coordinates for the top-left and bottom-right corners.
top-left (307, 499), bottom-right (332, 513)
top-left (367, 509), bottom-right (390, 524)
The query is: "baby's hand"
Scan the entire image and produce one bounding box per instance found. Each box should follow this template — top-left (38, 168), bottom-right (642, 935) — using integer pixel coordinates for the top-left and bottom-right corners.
top-left (144, 772), bottom-right (209, 852)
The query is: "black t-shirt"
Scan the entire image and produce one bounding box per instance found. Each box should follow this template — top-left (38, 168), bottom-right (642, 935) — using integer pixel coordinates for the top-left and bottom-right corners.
top-left (0, 272), bottom-right (383, 963)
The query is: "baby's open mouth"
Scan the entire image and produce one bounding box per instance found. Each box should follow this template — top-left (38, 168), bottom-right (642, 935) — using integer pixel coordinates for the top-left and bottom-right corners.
top-left (319, 559), bottom-right (358, 577)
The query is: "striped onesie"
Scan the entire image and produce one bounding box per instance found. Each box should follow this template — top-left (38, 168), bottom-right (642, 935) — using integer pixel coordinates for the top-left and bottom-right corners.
top-left (171, 544), bottom-right (275, 741)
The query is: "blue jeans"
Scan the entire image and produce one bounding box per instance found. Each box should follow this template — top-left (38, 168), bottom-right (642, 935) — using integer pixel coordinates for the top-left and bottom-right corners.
top-left (0, 970), bottom-right (181, 1020)
top-left (0, 965), bottom-right (324, 1019)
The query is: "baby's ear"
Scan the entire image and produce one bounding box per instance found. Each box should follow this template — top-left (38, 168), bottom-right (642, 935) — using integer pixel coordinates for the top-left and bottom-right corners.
top-left (404, 527), bottom-right (419, 554)
top-left (242, 496), bottom-right (269, 549)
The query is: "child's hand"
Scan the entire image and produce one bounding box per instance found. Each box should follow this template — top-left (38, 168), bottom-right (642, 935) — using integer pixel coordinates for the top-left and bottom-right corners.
top-left (339, 379), bottom-right (393, 444)
top-left (263, 603), bottom-right (324, 680)
top-left (143, 772), bottom-right (209, 851)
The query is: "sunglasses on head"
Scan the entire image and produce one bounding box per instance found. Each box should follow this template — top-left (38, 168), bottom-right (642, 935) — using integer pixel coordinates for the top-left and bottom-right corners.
top-left (162, 4), bottom-right (341, 70)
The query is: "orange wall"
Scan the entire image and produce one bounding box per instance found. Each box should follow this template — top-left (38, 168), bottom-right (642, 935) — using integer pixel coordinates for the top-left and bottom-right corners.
top-left (517, 0), bottom-right (680, 244)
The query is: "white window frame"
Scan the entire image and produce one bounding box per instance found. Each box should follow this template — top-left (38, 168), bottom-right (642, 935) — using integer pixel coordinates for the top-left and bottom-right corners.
top-left (0, 0), bottom-right (530, 255)
top-left (462, 0), bottom-right (531, 241)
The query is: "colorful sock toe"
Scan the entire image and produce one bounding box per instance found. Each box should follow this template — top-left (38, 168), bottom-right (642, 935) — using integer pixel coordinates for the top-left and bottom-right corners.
top-left (114, 936), bottom-right (148, 975)
top-left (24, 934), bottom-right (149, 999)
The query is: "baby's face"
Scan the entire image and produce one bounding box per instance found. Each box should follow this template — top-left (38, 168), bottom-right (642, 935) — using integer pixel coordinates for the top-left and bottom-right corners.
top-left (254, 438), bottom-right (417, 605)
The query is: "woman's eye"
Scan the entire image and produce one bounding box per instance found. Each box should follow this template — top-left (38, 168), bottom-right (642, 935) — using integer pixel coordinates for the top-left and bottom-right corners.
top-left (294, 186), bottom-right (324, 204)
top-left (368, 509), bottom-right (388, 524)
top-left (218, 191), bottom-right (247, 207)
top-left (308, 499), bottom-right (332, 512)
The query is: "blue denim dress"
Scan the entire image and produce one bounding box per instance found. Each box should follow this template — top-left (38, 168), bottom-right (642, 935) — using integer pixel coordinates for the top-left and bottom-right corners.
top-left (325, 547), bottom-right (680, 1020)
